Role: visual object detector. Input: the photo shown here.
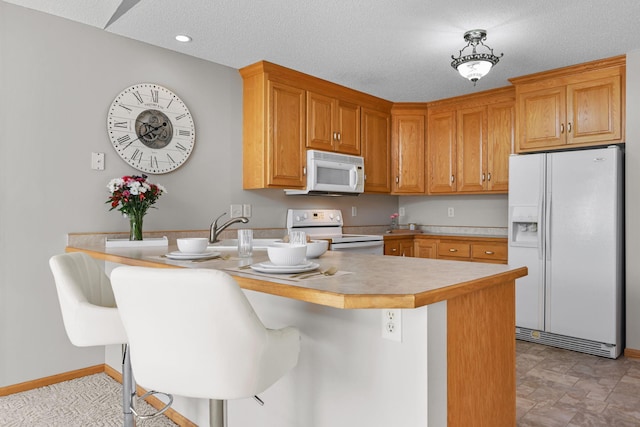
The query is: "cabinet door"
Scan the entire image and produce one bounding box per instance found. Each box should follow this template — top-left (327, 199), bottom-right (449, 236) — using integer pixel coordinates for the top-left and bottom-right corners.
top-left (415, 240), bottom-right (437, 259)
top-left (567, 75), bottom-right (622, 146)
top-left (487, 102), bottom-right (514, 192)
top-left (428, 110), bottom-right (456, 193)
top-left (457, 106), bottom-right (487, 193)
top-left (392, 113), bottom-right (426, 194)
top-left (517, 86), bottom-right (566, 151)
top-left (268, 81), bottom-right (306, 187)
top-left (336, 100), bottom-right (361, 155)
top-left (399, 240), bottom-right (414, 257)
top-left (306, 91), bottom-right (334, 151)
top-left (361, 108), bottom-right (391, 193)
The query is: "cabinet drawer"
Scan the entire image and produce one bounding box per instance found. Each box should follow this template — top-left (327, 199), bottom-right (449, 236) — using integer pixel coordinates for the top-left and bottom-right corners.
top-left (472, 243), bottom-right (507, 262)
top-left (438, 242), bottom-right (470, 259)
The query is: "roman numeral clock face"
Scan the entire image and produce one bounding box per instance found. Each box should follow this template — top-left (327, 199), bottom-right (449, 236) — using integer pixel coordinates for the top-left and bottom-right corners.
top-left (107, 83), bottom-right (195, 174)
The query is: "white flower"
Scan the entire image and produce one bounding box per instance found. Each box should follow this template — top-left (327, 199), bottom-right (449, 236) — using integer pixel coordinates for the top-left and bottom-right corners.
top-left (107, 178), bottom-right (124, 193)
top-left (157, 184), bottom-right (167, 194)
top-left (128, 181), bottom-right (142, 195)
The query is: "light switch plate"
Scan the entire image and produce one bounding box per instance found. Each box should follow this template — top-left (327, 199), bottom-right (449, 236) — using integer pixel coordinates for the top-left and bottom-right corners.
top-left (230, 204), bottom-right (243, 218)
top-left (91, 152), bottom-right (104, 170)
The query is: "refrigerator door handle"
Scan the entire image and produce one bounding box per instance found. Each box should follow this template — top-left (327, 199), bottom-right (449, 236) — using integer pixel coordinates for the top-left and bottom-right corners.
top-left (545, 192), bottom-right (552, 261)
top-left (537, 202), bottom-right (544, 260)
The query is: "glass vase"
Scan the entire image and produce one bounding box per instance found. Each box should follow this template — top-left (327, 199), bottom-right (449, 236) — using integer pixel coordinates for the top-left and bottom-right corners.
top-left (128, 211), bottom-right (145, 241)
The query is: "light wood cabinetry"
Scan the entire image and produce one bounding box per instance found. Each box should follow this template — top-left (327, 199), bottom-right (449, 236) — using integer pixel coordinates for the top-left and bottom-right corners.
top-left (239, 61), bottom-right (392, 190)
top-left (427, 87), bottom-right (515, 195)
top-left (384, 235), bottom-right (415, 257)
top-left (510, 55), bottom-right (625, 153)
top-left (361, 107), bottom-right (392, 193)
top-left (240, 65), bottom-right (306, 189)
top-left (415, 238), bottom-right (437, 259)
top-left (414, 235), bottom-right (508, 264)
top-left (391, 106), bottom-right (427, 194)
top-left (307, 92), bottom-right (361, 155)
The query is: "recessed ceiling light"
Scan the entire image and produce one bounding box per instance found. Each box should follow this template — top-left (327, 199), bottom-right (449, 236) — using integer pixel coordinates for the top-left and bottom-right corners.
top-left (175, 34), bottom-right (192, 43)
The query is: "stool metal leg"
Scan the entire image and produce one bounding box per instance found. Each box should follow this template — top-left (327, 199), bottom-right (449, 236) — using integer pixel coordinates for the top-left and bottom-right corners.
top-left (123, 344), bottom-right (136, 427)
top-left (209, 399), bottom-right (226, 427)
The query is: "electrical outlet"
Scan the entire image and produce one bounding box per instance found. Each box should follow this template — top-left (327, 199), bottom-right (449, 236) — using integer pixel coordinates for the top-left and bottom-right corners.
top-left (243, 204), bottom-right (252, 218)
top-left (230, 204), bottom-right (243, 218)
top-left (399, 207), bottom-right (405, 216)
top-left (447, 207), bottom-right (455, 217)
top-left (351, 206), bottom-right (357, 216)
top-left (381, 309), bottom-right (402, 342)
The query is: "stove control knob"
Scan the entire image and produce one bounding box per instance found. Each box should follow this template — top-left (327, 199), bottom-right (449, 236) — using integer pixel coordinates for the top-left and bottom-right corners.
top-left (295, 215), bottom-right (301, 222)
top-left (336, 215), bottom-right (341, 222)
top-left (303, 213), bottom-right (308, 219)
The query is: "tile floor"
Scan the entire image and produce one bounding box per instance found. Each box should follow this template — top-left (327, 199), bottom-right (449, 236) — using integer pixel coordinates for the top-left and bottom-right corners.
top-left (517, 340), bottom-right (640, 426)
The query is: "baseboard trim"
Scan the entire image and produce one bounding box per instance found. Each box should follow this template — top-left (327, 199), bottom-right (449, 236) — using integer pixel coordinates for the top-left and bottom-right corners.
top-left (624, 348), bottom-right (640, 359)
top-left (0, 364), bottom-right (104, 397)
top-left (0, 364), bottom-right (196, 427)
top-left (104, 364), bottom-right (197, 427)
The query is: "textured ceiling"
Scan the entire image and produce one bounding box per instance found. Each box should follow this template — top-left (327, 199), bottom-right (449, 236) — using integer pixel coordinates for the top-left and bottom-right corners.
top-left (5, 0), bottom-right (640, 101)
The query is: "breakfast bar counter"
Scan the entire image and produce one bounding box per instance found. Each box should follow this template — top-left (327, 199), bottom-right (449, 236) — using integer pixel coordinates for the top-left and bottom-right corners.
top-left (66, 239), bottom-right (527, 427)
top-left (66, 242), bottom-right (525, 309)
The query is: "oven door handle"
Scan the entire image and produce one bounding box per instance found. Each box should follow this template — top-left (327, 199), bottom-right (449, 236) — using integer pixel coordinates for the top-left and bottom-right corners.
top-left (331, 240), bottom-right (384, 249)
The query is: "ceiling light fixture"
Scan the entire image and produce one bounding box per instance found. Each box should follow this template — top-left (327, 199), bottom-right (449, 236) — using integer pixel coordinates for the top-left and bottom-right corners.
top-left (175, 34), bottom-right (192, 43)
top-left (450, 29), bottom-right (503, 85)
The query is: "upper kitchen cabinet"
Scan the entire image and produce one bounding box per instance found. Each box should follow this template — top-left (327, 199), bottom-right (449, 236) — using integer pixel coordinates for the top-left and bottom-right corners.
top-left (307, 92), bottom-right (361, 155)
top-left (510, 55), bottom-right (625, 153)
top-left (391, 105), bottom-right (427, 194)
top-left (240, 62), bottom-right (306, 189)
top-left (361, 107), bottom-right (392, 193)
top-left (239, 61), bottom-right (392, 190)
top-left (427, 87), bottom-right (514, 195)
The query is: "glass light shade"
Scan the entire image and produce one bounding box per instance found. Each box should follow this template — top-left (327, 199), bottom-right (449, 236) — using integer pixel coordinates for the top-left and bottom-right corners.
top-left (456, 59), bottom-right (493, 82)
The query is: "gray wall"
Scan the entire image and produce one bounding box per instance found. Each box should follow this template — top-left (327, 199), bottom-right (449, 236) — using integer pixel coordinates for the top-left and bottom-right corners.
top-left (2, 1), bottom-right (637, 389)
top-left (0, 3), bottom-right (399, 387)
top-left (625, 50), bottom-right (640, 351)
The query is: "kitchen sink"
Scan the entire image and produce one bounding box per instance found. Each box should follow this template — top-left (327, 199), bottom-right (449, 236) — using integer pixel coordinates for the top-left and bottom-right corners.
top-left (208, 238), bottom-right (283, 251)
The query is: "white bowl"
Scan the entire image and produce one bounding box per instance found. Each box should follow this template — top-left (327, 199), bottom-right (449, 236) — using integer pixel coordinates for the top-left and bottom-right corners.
top-left (267, 243), bottom-right (307, 266)
top-left (306, 240), bottom-right (328, 258)
top-left (176, 238), bottom-right (209, 254)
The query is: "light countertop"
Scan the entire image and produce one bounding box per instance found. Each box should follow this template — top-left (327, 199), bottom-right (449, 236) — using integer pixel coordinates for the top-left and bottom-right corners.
top-left (67, 240), bottom-right (526, 309)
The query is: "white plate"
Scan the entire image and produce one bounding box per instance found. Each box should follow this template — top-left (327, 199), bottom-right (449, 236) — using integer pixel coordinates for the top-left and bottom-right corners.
top-left (250, 262), bottom-right (319, 274)
top-left (165, 250), bottom-right (221, 260)
top-left (257, 261), bottom-right (314, 270)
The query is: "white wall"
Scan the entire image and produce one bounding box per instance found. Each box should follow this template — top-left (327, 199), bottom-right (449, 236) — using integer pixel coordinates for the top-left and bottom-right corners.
top-left (625, 50), bottom-right (640, 351)
top-left (0, 2), bottom-right (397, 387)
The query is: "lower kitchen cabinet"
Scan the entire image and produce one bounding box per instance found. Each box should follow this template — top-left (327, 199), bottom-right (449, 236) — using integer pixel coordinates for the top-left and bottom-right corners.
top-left (384, 235), bottom-right (415, 257)
top-left (415, 235), bottom-right (508, 264)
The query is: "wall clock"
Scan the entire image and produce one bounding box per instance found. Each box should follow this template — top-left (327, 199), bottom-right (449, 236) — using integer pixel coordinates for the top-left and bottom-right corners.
top-left (107, 83), bottom-right (195, 174)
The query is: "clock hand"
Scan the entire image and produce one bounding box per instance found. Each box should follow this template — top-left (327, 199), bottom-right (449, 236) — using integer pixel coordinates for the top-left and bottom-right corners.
top-left (121, 124), bottom-right (166, 149)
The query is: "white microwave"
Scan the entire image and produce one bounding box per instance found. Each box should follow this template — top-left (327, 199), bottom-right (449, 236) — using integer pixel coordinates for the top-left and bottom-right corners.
top-left (285, 150), bottom-right (365, 195)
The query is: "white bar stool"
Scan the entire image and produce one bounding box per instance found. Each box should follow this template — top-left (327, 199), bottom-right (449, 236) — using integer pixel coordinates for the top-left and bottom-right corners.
top-left (110, 266), bottom-right (301, 427)
top-left (49, 252), bottom-right (172, 427)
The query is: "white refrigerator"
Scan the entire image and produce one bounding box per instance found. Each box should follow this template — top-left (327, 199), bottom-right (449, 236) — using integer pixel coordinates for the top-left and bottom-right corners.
top-left (508, 146), bottom-right (623, 358)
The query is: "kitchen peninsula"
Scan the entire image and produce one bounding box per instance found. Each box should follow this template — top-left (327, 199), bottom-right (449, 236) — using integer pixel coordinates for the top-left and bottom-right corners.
top-left (67, 236), bottom-right (526, 427)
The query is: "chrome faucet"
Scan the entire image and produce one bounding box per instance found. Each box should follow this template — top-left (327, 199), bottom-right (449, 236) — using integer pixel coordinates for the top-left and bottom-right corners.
top-left (209, 212), bottom-right (249, 244)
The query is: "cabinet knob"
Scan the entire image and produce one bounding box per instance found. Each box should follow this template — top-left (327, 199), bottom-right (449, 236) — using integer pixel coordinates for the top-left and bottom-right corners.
top-left (392, 248), bottom-right (397, 252)
top-left (449, 248), bottom-right (457, 252)
top-left (487, 173), bottom-right (492, 181)
top-left (485, 251), bottom-right (495, 255)
top-left (450, 175), bottom-right (455, 183)
top-left (303, 166), bottom-right (307, 176)
top-left (482, 173), bottom-right (486, 182)
top-left (567, 122), bottom-right (572, 133)
top-left (561, 123), bottom-right (565, 134)
top-left (337, 132), bottom-right (341, 141)
top-left (396, 176), bottom-right (399, 183)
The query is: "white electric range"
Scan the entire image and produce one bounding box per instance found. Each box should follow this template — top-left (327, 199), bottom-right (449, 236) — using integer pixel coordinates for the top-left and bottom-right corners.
top-left (286, 209), bottom-right (384, 254)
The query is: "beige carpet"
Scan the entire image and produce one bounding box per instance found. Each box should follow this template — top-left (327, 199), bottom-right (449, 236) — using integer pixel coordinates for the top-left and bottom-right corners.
top-left (0, 373), bottom-right (177, 426)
